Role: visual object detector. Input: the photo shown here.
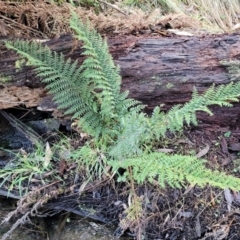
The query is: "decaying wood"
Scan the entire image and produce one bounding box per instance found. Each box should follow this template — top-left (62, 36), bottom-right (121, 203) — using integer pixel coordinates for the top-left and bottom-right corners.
top-left (1, 32), bottom-right (240, 127)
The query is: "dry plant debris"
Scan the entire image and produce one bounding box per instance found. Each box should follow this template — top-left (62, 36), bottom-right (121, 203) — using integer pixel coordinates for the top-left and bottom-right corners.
top-left (0, 1), bottom-right (71, 38)
top-left (183, 0), bottom-right (240, 32)
top-left (0, 1), bottom-right (199, 38)
top-left (0, 86), bottom-right (44, 109)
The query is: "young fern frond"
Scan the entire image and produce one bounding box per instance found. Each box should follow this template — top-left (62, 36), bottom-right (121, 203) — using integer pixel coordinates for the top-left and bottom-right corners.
top-left (109, 112), bottom-right (149, 159)
top-left (70, 12), bottom-right (121, 118)
top-left (110, 152), bottom-right (240, 190)
top-left (70, 12), bottom-right (143, 119)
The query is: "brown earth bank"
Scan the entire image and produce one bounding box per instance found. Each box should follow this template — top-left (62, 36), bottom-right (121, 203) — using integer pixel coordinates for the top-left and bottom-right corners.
top-left (1, 1), bottom-right (240, 240)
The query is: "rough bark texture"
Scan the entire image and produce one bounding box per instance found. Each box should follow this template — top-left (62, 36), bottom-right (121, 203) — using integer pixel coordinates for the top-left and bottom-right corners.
top-left (1, 33), bottom-right (240, 126)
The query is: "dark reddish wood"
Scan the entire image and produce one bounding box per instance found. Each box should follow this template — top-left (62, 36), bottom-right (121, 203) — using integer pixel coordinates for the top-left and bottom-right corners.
top-left (1, 33), bottom-right (240, 127)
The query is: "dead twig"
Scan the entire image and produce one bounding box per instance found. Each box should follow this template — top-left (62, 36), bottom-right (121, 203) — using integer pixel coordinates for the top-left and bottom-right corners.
top-left (97, 0), bottom-right (127, 16)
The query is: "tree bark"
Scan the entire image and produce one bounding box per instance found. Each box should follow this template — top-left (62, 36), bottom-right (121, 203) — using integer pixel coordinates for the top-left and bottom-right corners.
top-left (1, 33), bottom-right (240, 127)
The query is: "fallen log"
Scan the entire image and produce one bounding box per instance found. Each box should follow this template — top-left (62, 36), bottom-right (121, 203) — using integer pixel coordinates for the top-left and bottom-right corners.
top-left (1, 32), bottom-right (240, 127)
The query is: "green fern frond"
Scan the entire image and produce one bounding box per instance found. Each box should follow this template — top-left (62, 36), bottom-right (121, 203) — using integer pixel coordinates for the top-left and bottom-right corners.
top-left (152, 82), bottom-right (240, 138)
top-left (5, 40), bottom-right (105, 137)
top-left (70, 13), bottom-right (143, 119)
top-left (109, 152), bottom-right (240, 190)
top-left (70, 12), bottom-right (121, 118)
top-left (110, 82), bottom-right (240, 159)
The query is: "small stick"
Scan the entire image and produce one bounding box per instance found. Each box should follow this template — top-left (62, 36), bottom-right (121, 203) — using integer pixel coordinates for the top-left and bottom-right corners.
top-left (97, 0), bottom-right (127, 16)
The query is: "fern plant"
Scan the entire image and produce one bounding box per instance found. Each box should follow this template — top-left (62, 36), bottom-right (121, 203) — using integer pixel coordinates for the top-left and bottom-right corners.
top-left (5, 12), bottom-right (141, 143)
top-left (4, 12), bottom-right (240, 191)
top-left (110, 152), bottom-right (240, 190)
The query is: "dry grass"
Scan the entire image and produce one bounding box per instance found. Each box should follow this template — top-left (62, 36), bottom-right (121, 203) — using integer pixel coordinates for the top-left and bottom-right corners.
top-left (1, 0), bottom-right (239, 38)
top-left (0, 1), bottom-right (198, 38)
top-left (181, 0), bottom-right (240, 32)
top-left (0, 2), bottom-right (161, 37)
top-left (123, 0), bottom-right (240, 32)
top-left (0, 1), bottom-right (71, 38)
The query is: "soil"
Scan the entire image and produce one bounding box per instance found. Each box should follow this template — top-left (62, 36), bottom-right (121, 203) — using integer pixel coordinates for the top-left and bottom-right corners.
top-left (1, 1), bottom-right (240, 240)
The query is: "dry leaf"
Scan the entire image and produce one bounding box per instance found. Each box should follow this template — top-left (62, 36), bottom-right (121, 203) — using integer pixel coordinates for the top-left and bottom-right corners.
top-left (114, 200), bottom-right (124, 206)
top-left (179, 212), bottom-right (193, 218)
top-left (79, 180), bottom-right (89, 195)
top-left (210, 189), bottom-right (215, 207)
top-left (224, 188), bottom-right (234, 212)
top-left (195, 215), bottom-right (201, 237)
top-left (221, 157), bottom-right (231, 166)
top-left (221, 137), bottom-right (229, 154)
top-left (58, 160), bottom-right (67, 175)
top-left (167, 29), bottom-right (194, 36)
top-left (43, 142), bottom-right (52, 169)
top-left (196, 144), bottom-right (210, 158)
top-left (163, 214), bottom-right (170, 227)
top-left (233, 191), bottom-right (240, 202)
top-left (183, 184), bottom-right (196, 195)
top-left (231, 23), bottom-right (240, 31)
top-left (157, 148), bottom-right (175, 153)
top-left (228, 143), bottom-right (240, 151)
top-left (175, 138), bottom-right (194, 145)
